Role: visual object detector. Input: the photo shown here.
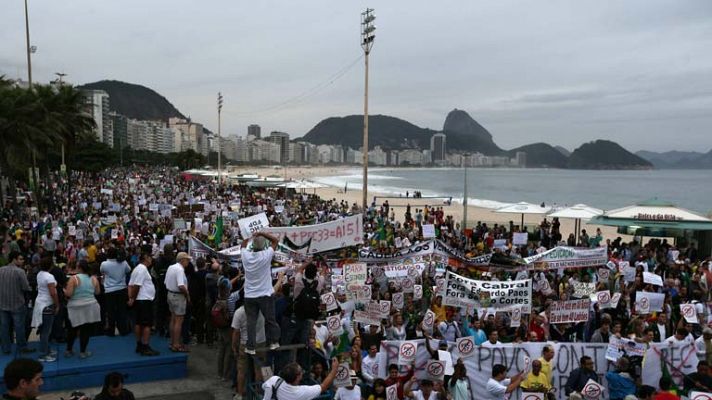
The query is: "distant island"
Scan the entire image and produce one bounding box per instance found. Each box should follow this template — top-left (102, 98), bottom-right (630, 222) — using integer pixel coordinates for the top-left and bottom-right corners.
top-left (81, 79), bottom-right (709, 170)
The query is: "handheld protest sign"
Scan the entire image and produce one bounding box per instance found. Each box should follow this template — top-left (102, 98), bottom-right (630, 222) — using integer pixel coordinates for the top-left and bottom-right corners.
top-left (398, 341), bottom-right (417, 365)
top-left (423, 309), bottom-right (436, 331)
top-left (413, 284), bottom-right (423, 300)
top-left (425, 360), bottom-right (445, 381)
top-left (681, 304), bottom-right (699, 324)
top-left (393, 292), bottom-right (404, 309)
top-left (334, 363), bottom-right (352, 387)
top-left (386, 384), bottom-right (399, 400)
top-left (456, 336), bottom-right (475, 357)
top-left (581, 379), bottom-right (604, 399)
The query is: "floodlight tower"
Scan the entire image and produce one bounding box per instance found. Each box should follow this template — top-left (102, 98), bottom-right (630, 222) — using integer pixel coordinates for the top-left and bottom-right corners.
top-left (361, 8), bottom-right (376, 210)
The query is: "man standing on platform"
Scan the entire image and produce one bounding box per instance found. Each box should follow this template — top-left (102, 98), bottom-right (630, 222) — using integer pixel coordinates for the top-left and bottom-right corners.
top-left (240, 232), bottom-right (280, 355)
top-left (0, 251), bottom-right (35, 355)
top-left (128, 252), bottom-right (160, 356)
top-left (164, 252), bottom-right (191, 353)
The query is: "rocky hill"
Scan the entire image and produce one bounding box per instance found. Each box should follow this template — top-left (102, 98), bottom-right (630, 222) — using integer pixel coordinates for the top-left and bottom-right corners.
top-left (441, 109), bottom-right (504, 155)
top-left (568, 140), bottom-right (653, 169)
top-left (636, 150), bottom-right (712, 169)
top-left (508, 143), bottom-right (568, 168)
top-left (80, 80), bottom-right (186, 121)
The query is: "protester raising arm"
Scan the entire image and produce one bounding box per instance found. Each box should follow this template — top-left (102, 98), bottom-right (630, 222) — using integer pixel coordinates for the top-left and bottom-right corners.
top-left (320, 357), bottom-right (341, 393)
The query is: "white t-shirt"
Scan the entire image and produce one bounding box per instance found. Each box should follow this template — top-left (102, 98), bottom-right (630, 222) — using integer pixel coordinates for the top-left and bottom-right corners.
top-left (481, 340), bottom-right (503, 348)
top-left (129, 264), bottom-right (155, 301)
top-left (361, 354), bottom-right (380, 383)
top-left (164, 263), bottom-right (187, 292)
top-left (36, 271), bottom-right (57, 304)
top-left (485, 377), bottom-right (510, 400)
top-left (231, 306), bottom-right (265, 344)
top-left (411, 390), bottom-right (439, 400)
top-left (242, 247), bottom-right (275, 298)
top-left (261, 376), bottom-right (321, 400)
top-left (335, 385), bottom-right (361, 400)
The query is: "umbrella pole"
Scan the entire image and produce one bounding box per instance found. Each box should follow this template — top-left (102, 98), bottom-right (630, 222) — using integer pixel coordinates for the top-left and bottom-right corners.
top-left (575, 219), bottom-right (579, 245)
top-left (521, 213), bottom-right (524, 231)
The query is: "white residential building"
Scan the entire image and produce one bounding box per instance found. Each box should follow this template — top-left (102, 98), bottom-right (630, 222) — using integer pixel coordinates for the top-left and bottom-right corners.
top-left (82, 89), bottom-right (113, 147)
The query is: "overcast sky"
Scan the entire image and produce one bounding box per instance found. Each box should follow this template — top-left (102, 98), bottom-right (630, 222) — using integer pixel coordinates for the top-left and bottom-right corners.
top-left (2, 1), bottom-right (712, 152)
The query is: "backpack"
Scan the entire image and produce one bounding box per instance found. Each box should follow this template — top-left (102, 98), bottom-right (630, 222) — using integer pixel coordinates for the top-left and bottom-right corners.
top-left (293, 278), bottom-right (320, 320)
top-left (210, 299), bottom-right (230, 328)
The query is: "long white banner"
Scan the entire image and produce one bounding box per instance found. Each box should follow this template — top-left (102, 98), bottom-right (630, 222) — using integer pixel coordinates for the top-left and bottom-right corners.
top-left (524, 246), bottom-right (608, 269)
top-left (262, 214), bottom-right (362, 254)
top-left (442, 271), bottom-right (532, 312)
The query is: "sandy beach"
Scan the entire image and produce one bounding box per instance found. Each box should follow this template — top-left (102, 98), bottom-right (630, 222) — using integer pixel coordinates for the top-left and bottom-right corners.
top-left (227, 165), bottom-right (628, 241)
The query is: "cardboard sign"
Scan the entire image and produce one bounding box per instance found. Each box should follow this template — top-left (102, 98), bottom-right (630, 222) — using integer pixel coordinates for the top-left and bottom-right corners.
top-left (513, 232), bottom-right (528, 246)
top-left (610, 292), bottom-right (622, 308)
top-left (572, 282), bottom-right (596, 298)
top-left (597, 268), bottom-right (610, 282)
top-left (354, 310), bottom-right (380, 325)
top-left (401, 277), bottom-right (414, 293)
top-left (510, 306), bottom-right (522, 328)
top-left (334, 363), bottom-right (352, 387)
top-left (68, 225), bottom-right (76, 236)
top-left (344, 263), bottom-right (367, 285)
top-left (425, 360), bottom-right (445, 381)
top-left (622, 265), bottom-right (636, 283)
top-left (549, 299), bottom-right (590, 324)
top-left (238, 213), bottom-right (269, 239)
top-left (456, 336), bottom-right (475, 357)
top-left (413, 284), bottom-right (423, 300)
top-left (681, 304), bottom-right (699, 324)
top-left (522, 393), bottom-right (545, 400)
top-left (386, 384), bottom-right (398, 400)
top-left (392, 293), bottom-right (404, 309)
top-left (322, 292), bottom-right (338, 312)
top-left (690, 392), bottom-right (712, 400)
top-left (423, 309), bottom-right (436, 331)
top-left (398, 341), bottom-right (417, 365)
top-left (643, 272), bottom-right (663, 286)
top-left (422, 224), bottom-right (436, 238)
top-left (594, 290), bottom-right (612, 309)
top-left (581, 378), bottom-right (604, 399)
top-left (357, 285), bottom-right (372, 301)
top-left (326, 315), bottom-right (344, 336)
top-left (378, 301), bottom-right (391, 318)
top-left (635, 291), bottom-right (665, 314)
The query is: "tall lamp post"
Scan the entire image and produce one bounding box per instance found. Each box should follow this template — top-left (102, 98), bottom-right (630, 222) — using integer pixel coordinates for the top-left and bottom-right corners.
top-left (360, 8), bottom-right (376, 210)
top-left (217, 92), bottom-right (223, 185)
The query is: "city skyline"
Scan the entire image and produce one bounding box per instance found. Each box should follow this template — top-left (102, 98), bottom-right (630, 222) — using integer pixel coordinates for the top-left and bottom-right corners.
top-left (2, 1), bottom-right (712, 152)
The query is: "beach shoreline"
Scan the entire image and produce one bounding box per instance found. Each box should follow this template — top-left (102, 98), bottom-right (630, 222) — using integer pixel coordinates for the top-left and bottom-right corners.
top-left (229, 165), bottom-right (626, 240)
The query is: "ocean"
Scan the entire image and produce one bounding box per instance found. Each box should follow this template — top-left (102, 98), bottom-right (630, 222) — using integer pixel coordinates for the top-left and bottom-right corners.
top-left (312, 168), bottom-right (712, 215)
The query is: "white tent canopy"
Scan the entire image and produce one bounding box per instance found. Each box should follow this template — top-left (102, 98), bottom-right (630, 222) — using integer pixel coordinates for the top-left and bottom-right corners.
top-left (603, 203), bottom-right (710, 222)
top-left (548, 204), bottom-right (603, 220)
top-left (495, 202), bottom-right (552, 227)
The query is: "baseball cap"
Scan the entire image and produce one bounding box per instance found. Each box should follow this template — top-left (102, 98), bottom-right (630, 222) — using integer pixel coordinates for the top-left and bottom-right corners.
top-left (176, 252), bottom-right (192, 262)
top-left (703, 327), bottom-right (712, 335)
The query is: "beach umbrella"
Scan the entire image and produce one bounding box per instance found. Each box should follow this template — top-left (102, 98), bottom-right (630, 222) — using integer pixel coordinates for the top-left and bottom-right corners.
top-left (548, 203), bottom-right (603, 243)
top-left (495, 201), bottom-right (552, 229)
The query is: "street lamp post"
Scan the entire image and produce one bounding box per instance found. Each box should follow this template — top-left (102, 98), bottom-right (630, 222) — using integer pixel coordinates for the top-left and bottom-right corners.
top-left (24, 0), bottom-right (33, 88)
top-left (361, 8), bottom-right (376, 210)
top-left (217, 92), bottom-right (223, 185)
top-left (463, 155), bottom-right (468, 230)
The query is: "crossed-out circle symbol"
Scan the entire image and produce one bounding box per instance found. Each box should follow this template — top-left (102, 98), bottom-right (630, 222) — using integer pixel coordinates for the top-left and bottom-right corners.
top-left (458, 339), bottom-right (473, 354)
top-left (328, 317), bottom-right (340, 331)
top-left (640, 297), bottom-right (650, 308)
top-left (387, 387), bottom-right (397, 397)
top-left (380, 302), bottom-right (390, 314)
top-left (600, 270), bottom-right (609, 280)
top-left (337, 366), bottom-right (349, 380)
top-left (394, 294), bottom-right (403, 304)
top-left (683, 305), bottom-right (695, 318)
top-left (598, 292), bottom-right (610, 303)
top-left (523, 396), bottom-right (541, 400)
top-left (400, 343), bottom-right (415, 357)
top-left (692, 394), bottom-right (712, 400)
top-left (583, 384), bottom-right (601, 398)
top-left (374, 268), bottom-right (384, 278)
top-left (362, 287), bottom-right (371, 297)
top-left (428, 362), bottom-right (444, 376)
top-left (403, 278), bottom-right (413, 288)
top-left (424, 313), bottom-right (434, 326)
top-left (324, 294), bottom-right (334, 306)
top-left (414, 286), bottom-right (422, 297)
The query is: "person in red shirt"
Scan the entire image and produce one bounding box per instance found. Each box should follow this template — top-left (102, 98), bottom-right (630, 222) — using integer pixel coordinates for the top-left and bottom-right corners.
top-left (529, 314), bottom-right (546, 342)
top-left (384, 363), bottom-right (414, 399)
top-left (653, 377), bottom-right (680, 400)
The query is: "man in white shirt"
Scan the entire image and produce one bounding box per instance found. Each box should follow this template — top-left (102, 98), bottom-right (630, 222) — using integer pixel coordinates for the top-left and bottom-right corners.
top-left (241, 232), bottom-right (280, 354)
top-left (485, 364), bottom-right (525, 400)
top-left (361, 344), bottom-right (380, 384)
top-left (128, 252), bottom-right (159, 356)
top-left (334, 371), bottom-right (361, 400)
top-left (262, 358), bottom-right (339, 400)
top-left (232, 305), bottom-right (266, 399)
top-left (481, 330), bottom-right (503, 348)
top-left (696, 327), bottom-right (712, 365)
top-left (404, 377), bottom-right (442, 400)
top-left (164, 252), bottom-right (191, 352)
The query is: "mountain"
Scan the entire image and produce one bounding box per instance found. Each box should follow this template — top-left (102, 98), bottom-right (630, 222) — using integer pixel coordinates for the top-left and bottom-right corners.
top-left (568, 140), bottom-right (653, 169)
top-left (554, 146), bottom-right (571, 157)
top-left (636, 150), bottom-right (712, 169)
top-left (442, 109), bottom-right (504, 155)
top-left (302, 115), bottom-right (436, 150)
top-left (508, 143), bottom-right (569, 168)
top-left (79, 80), bottom-right (186, 121)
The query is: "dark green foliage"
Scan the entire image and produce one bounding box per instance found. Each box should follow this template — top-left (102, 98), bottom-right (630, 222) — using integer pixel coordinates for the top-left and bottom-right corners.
top-left (567, 140), bottom-right (653, 169)
top-left (507, 143), bottom-right (569, 168)
top-left (79, 80), bottom-right (185, 121)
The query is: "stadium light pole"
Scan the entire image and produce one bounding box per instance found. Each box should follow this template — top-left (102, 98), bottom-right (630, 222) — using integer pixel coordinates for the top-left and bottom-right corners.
top-left (24, 0), bottom-right (33, 88)
top-left (217, 92), bottom-right (223, 185)
top-left (361, 8), bottom-right (375, 210)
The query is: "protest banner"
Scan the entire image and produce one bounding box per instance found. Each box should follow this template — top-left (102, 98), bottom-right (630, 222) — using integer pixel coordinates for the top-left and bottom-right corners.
top-left (513, 232), bottom-right (528, 246)
top-left (378, 341), bottom-right (613, 400)
top-left (326, 315), bottom-right (343, 336)
top-left (344, 263), bottom-right (367, 285)
top-left (100, 188), bottom-right (113, 196)
top-left (354, 310), bottom-right (380, 325)
top-left (643, 271), bottom-right (663, 286)
top-left (524, 246), bottom-right (607, 269)
top-left (398, 341), bottom-right (418, 365)
top-left (681, 304), bottom-right (699, 324)
top-left (442, 271), bottom-right (532, 312)
top-left (359, 240), bottom-right (435, 263)
top-left (333, 363), bottom-right (352, 387)
top-left (237, 212), bottom-right (270, 239)
top-left (549, 299), bottom-right (590, 324)
top-left (635, 291), bottom-right (665, 314)
top-left (422, 224), bottom-right (436, 238)
top-left (262, 214), bottom-right (362, 254)
top-left (572, 282), bottom-right (596, 298)
top-left (383, 262), bottom-right (425, 278)
top-left (644, 342), bottom-right (699, 389)
top-left (321, 292), bottom-right (338, 312)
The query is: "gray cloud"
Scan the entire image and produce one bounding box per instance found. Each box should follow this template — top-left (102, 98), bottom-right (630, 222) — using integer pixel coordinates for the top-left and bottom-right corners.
top-left (1, 0), bottom-right (711, 152)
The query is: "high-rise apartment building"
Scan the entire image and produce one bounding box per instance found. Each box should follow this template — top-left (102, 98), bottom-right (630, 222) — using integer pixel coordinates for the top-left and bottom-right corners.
top-left (430, 133), bottom-right (447, 163)
top-left (82, 89), bottom-right (113, 147)
top-left (248, 124), bottom-right (261, 139)
top-left (268, 131), bottom-right (290, 164)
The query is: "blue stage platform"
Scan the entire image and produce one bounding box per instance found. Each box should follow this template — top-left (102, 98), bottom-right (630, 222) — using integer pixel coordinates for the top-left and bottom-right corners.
top-left (0, 336), bottom-right (187, 392)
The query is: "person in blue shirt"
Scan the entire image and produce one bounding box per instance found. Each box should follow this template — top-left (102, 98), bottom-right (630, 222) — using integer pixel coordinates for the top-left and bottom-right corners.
top-left (606, 357), bottom-right (637, 400)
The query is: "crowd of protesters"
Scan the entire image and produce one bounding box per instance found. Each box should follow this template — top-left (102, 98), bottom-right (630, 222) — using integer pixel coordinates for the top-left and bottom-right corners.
top-left (1, 166), bottom-right (711, 400)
